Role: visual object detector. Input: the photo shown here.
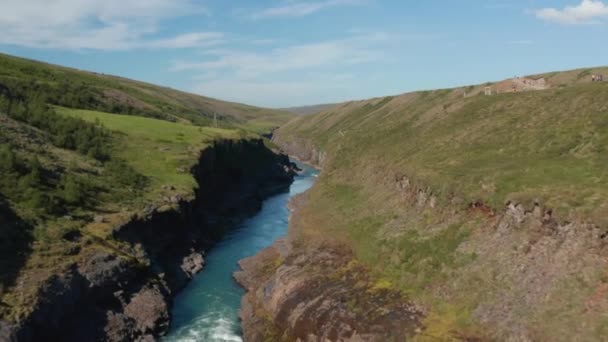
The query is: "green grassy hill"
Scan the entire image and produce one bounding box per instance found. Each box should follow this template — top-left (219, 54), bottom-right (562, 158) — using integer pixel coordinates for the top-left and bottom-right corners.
top-left (274, 67), bottom-right (608, 340)
top-left (278, 67), bottom-right (608, 220)
top-left (0, 53), bottom-right (293, 133)
top-left (56, 106), bottom-right (240, 197)
top-left (282, 103), bottom-right (337, 115)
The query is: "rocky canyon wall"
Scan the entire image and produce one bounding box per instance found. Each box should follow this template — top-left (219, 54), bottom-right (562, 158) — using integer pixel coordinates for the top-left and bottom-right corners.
top-left (1, 139), bottom-right (297, 342)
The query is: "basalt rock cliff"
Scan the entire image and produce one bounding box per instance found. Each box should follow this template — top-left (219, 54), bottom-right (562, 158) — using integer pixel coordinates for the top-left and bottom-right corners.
top-left (1, 139), bottom-right (297, 342)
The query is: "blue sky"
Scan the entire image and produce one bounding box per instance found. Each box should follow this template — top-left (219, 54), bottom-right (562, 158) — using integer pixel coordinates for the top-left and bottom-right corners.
top-left (1, 0), bottom-right (608, 107)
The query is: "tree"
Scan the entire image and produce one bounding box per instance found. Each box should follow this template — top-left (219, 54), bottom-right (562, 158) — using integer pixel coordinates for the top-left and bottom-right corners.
top-left (0, 145), bottom-right (17, 173)
top-left (61, 174), bottom-right (85, 205)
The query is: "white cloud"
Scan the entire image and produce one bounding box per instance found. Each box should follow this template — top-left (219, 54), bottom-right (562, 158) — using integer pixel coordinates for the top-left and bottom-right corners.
top-left (147, 32), bottom-right (225, 49)
top-left (170, 32), bottom-right (391, 77)
top-left (536, 0), bottom-right (608, 24)
top-left (0, 0), bottom-right (217, 49)
top-left (251, 0), bottom-right (365, 19)
top-left (173, 31), bottom-right (398, 106)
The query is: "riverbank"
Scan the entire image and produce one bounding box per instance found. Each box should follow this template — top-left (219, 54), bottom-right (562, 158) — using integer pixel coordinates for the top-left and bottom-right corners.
top-left (234, 154), bottom-right (423, 341)
top-left (165, 161), bottom-right (317, 341)
top-left (235, 143), bottom-right (425, 341)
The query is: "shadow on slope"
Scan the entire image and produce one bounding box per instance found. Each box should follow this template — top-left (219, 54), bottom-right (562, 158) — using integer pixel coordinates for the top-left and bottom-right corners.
top-left (0, 194), bottom-right (33, 297)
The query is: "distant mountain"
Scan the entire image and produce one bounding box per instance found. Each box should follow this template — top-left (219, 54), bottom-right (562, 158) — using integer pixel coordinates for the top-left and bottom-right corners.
top-left (282, 103), bottom-right (337, 115)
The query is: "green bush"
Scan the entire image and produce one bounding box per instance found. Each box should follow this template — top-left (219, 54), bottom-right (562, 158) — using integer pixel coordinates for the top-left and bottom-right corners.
top-left (60, 174), bottom-right (86, 205)
top-left (0, 94), bottom-right (112, 161)
top-left (0, 145), bottom-right (17, 173)
top-left (105, 159), bottom-right (147, 190)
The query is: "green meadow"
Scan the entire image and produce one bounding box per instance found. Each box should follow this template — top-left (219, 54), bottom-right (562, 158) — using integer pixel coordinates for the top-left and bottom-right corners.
top-left (56, 106), bottom-right (243, 198)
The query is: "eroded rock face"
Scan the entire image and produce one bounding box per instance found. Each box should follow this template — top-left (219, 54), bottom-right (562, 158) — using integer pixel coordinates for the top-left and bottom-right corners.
top-left (104, 312), bottom-right (136, 342)
top-left (181, 252), bottom-right (205, 279)
top-left (80, 253), bottom-right (131, 289)
top-left (124, 285), bottom-right (170, 336)
top-left (235, 240), bottom-right (423, 342)
top-left (0, 318), bottom-right (18, 342)
top-left (272, 135), bottom-right (326, 168)
top-left (1, 254), bottom-right (168, 342)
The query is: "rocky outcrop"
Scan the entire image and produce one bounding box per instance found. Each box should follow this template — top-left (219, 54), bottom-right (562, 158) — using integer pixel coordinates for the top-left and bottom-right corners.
top-left (272, 135), bottom-right (326, 168)
top-left (235, 238), bottom-right (423, 342)
top-left (180, 252), bottom-right (205, 279)
top-left (1, 139), bottom-right (297, 342)
top-left (123, 285), bottom-right (170, 337)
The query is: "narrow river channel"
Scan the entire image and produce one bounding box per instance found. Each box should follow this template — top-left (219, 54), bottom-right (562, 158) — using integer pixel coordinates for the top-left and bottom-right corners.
top-left (164, 161), bottom-right (318, 341)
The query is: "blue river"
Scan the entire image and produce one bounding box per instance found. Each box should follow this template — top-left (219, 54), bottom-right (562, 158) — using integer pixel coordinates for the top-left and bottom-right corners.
top-left (164, 162), bottom-right (318, 342)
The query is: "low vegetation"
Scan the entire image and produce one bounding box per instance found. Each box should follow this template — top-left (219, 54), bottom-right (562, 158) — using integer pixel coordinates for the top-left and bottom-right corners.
top-left (276, 68), bottom-right (608, 340)
top-left (281, 74), bottom-right (608, 221)
top-left (1, 96), bottom-right (112, 160)
top-left (0, 52), bottom-right (293, 132)
top-left (56, 107), bottom-right (241, 198)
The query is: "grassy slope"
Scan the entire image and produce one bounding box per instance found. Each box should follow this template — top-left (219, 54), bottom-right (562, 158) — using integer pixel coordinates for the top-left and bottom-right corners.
top-left (282, 103), bottom-right (337, 115)
top-left (276, 67), bottom-right (608, 340)
top-left (56, 106), bottom-right (241, 198)
top-left (0, 52), bottom-right (293, 133)
top-left (280, 69), bottom-right (608, 221)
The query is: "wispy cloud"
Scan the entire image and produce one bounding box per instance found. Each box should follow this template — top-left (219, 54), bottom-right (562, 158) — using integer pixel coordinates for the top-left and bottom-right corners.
top-left (147, 33), bottom-right (225, 49)
top-left (171, 31), bottom-right (399, 107)
top-left (170, 32), bottom-right (391, 77)
top-left (535, 0), bottom-right (608, 25)
top-left (0, 0), bottom-right (216, 50)
top-left (250, 0), bottom-right (365, 19)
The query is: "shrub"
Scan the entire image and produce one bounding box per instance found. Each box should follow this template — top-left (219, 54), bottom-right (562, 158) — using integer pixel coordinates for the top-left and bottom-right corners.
top-left (0, 145), bottom-right (17, 173)
top-left (60, 174), bottom-right (86, 205)
top-left (105, 159), bottom-right (147, 190)
top-left (1, 94), bottom-right (112, 161)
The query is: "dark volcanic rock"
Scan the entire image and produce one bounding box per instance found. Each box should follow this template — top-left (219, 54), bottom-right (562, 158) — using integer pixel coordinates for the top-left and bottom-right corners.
top-left (80, 253), bottom-right (130, 289)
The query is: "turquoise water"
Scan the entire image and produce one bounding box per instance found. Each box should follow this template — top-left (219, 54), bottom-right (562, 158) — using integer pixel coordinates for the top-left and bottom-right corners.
top-left (164, 162), bottom-right (318, 342)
